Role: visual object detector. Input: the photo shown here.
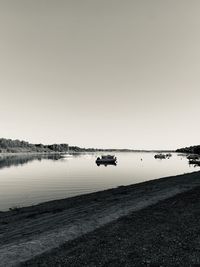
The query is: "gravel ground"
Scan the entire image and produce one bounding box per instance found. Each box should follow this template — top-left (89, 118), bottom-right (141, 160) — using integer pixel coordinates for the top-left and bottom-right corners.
top-left (22, 186), bottom-right (200, 267)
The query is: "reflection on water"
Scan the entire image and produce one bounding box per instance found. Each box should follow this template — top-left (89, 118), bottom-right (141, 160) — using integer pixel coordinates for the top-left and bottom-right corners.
top-left (96, 162), bottom-right (117, 167)
top-left (0, 152), bottom-right (199, 211)
top-left (0, 154), bottom-right (64, 170)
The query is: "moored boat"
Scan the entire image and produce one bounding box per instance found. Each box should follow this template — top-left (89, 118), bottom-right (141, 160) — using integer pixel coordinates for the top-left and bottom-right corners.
top-left (96, 155), bottom-right (117, 165)
top-left (187, 154), bottom-right (199, 160)
top-left (154, 154), bottom-right (166, 159)
top-left (188, 159), bottom-right (200, 166)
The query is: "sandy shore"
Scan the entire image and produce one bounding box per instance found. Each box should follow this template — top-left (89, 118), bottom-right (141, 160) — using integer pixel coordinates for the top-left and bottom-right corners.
top-left (0, 171), bottom-right (200, 266)
top-left (23, 185), bottom-right (200, 267)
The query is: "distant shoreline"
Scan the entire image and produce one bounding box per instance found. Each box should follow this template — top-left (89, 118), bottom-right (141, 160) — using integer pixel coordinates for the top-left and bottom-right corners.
top-left (0, 138), bottom-right (176, 154)
top-left (0, 150), bottom-right (175, 156)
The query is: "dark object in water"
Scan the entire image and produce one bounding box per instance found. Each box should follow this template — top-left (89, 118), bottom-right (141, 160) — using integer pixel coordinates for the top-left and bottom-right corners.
top-left (96, 155), bottom-right (117, 166)
top-left (188, 159), bottom-right (200, 166)
top-left (96, 162), bottom-right (117, 167)
top-left (154, 154), bottom-right (166, 159)
top-left (187, 154), bottom-right (199, 160)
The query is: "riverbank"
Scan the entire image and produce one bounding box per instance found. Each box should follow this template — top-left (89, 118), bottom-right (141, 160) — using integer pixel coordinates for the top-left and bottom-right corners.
top-left (0, 171), bottom-right (200, 266)
top-left (23, 184), bottom-right (200, 267)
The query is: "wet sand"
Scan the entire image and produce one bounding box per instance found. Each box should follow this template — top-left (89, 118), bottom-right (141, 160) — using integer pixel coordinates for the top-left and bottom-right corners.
top-left (0, 171), bottom-right (200, 266)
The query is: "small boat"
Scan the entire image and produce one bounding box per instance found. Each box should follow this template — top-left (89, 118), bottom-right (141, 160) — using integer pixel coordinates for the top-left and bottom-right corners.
top-left (187, 154), bottom-right (199, 160)
top-left (154, 154), bottom-right (166, 159)
top-left (166, 153), bottom-right (172, 158)
top-left (188, 159), bottom-right (200, 166)
top-left (96, 155), bottom-right (117, 165)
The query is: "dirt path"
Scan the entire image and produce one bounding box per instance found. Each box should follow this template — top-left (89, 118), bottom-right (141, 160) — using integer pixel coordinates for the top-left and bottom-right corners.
top-left (0, 171), bottom-right (200, 266)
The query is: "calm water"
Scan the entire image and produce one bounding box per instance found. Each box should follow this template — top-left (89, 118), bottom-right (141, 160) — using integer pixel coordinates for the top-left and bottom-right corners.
top-left (0, 152), bottom-right (198, 211)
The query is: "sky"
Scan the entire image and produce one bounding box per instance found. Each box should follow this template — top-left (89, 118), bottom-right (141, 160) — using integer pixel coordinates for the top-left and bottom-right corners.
top-left (0, 0), bottom-right (200, 150)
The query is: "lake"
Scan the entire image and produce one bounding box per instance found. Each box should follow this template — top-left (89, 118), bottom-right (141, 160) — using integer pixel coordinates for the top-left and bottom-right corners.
top-left (0, 152), bottom-right (198, 211)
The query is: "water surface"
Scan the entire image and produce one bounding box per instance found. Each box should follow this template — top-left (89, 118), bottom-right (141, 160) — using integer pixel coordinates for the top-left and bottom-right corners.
top-left (0, 152), bottom-right (198, 211)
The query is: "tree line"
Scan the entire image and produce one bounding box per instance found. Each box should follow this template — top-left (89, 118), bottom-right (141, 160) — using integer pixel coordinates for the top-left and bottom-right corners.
top-left (176, 145), bottom-right (200, 155)
top-left (0, 138), bottom-right (69, 153)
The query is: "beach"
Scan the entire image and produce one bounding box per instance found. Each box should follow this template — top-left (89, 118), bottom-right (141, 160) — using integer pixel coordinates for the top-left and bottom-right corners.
top-left (0, 171), bottom-right (200, 266)
top-left (23, 184), bottom-right (200, 267)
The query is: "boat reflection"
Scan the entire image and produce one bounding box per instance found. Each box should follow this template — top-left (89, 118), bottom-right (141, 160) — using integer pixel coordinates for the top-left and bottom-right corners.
top-left (96, 162), bottom-right (117, 167)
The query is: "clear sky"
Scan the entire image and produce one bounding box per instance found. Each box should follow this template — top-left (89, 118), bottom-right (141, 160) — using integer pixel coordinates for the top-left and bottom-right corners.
top-left (0, 0), bottom-right (199, 149)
